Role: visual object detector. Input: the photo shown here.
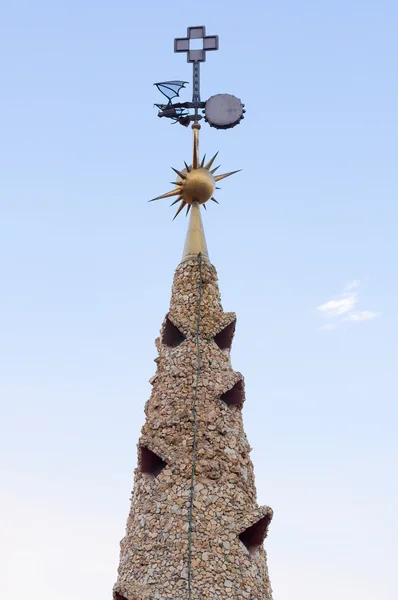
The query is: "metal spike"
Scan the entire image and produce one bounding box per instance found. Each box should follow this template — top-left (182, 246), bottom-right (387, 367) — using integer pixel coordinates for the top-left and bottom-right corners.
top-left (173, 200), bottom-right (186, 220)
top-left (200, 154), bottom-right (206, 168)
top-left (149, 189), bottom-right (181, 202)
top-left (203, 203), bottom-right (207, 210)
top-left (205, 152), bottom-right (219, 170)
top-left (210, 165), bottom-right (220, 174)
top-left (211, 197), bottom-right (219, 204)
top-left (214, 169), bottom-right (242, 182)
top-left (171, 167), bottom-right (186, 179)
top-left (215, 187), bottom-right (221, 190)
top-left (170, 196), bottom-right (182, 207)
top-left (185, 204), bottom-right (191, 216)
top-left (184, 161), bottom-right (191, 172)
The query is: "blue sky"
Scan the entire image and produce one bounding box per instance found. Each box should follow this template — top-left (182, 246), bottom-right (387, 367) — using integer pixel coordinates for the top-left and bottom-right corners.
top-left (1, 1), bottom-right (397, 599)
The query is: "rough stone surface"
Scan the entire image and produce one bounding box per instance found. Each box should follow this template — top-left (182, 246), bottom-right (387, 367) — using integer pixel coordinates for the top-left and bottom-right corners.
top-left (113, 257), bottom-right (273, 600)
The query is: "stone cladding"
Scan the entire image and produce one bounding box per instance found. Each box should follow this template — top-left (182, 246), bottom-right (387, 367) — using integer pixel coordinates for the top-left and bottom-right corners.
top-left (114, 256), bottom-right (273, 600)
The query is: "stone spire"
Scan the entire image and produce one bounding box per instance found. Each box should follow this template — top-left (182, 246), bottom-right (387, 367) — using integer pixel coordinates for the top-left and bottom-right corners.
top-left (114, 25), bottom-right (272, 599)
top-left (113, 225), bottom-right (273, 599)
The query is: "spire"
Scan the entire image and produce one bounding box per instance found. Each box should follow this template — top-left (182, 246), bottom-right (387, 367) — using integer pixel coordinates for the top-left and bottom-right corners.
top-left (181, 201), bottom-right (209, 262)
top-left (113, 26), bottom-right (274, 600)
top-left (113, 250), bottom-right (274, 600)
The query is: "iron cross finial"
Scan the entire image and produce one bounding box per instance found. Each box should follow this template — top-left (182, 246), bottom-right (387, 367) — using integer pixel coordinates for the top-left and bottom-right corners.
top-left (153, 27), bottom-right (244, 129)
top-left (174, 26), bottom-right (219, 105)
top-left (150, 26), bottom-right (243, 220)
top-left (174, 26), bottom-right (219, 63)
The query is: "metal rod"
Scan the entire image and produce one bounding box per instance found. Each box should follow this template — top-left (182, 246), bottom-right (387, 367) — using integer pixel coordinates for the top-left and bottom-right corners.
top-left (192, 61), bottom-right (200, 103)
top-left (192, 60), bottom-right (201, 123)
top-left (192, 122), bottom-right (200, 169)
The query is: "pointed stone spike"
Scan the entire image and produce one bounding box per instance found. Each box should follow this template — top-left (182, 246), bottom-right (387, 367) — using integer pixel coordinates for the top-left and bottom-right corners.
top-left (170, 196), bottom-right (182, 207)
top-left (210, 165), bottom-right (220, 174)
top-left (214, 169), bottom-right (242, 182)
top-left (181, 201), bottom-right (209, 262)
top-left (149, 189), bottom-right (181, 202)
top-left (184, 161), bottom-right (191, 172)
top-left (211, 197), bottom-right (219, 204)
top-left (205, 152), bottom-right (219, 170)
top-left (171, 167), bottom-right (186, 179)
top-left (173, 200), bottom-right (186, 220)
top-left (200, 154), bottom-right (206, 168)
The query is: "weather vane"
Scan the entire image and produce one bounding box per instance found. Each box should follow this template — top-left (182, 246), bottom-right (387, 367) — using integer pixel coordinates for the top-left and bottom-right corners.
top-left (150, 26), bottom-right (245, 219)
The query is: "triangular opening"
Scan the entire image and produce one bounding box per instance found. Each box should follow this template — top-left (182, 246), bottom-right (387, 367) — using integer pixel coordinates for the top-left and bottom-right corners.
top-left (239, 515), bottom-right (271, 556)
top-left (140, 446), bottom-right (167, 478)
top-left (214, 320), bottom-right (236, 351)
top-left (162, 316), bottom-right (186, 347)
top-left (220, 379), bottom-right (244, 407)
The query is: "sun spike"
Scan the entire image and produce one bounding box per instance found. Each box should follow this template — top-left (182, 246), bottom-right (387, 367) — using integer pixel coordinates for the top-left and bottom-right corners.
top-left (203, 204), bottom-right (207, 210)
top-left (211, 197), bottom-right (219, 204)
top-left (149, 189), bottom-right (181, 202)
top-left (205, 151), bottom-right (219, 170)
top-left (171, 167), bottom-right (187, 179)
top-left (170, 181), bottom-right (182, 186)
top-left (214, 169), bottom-right (242, 183)
top-left (184, 161), bottom-right (191, 172)
top-left (170, 196), bottom-right (182, 207)
top-left (173, 200), bottom-right (186, 220)
top-left (200, 154), bottom-right (206, 168)
top-left (210, 165), bottom-right (220, 174)
top-left (185, 204), bottom-right (191, 216)
top-left (215, 187), bottom-right (221, 190)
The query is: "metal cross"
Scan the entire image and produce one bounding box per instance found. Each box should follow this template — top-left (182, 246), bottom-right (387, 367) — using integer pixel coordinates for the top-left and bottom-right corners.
top-left (174, 26), bottom-right (219, 63)
top-left (174, 26), bottom-right (219, 104)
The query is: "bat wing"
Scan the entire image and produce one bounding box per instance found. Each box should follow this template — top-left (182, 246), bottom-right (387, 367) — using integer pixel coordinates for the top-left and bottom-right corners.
top-left (154, 80), bottom-right (188, 103)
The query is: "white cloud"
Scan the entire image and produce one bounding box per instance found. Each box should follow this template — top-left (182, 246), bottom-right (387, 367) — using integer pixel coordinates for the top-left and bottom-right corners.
top-left (316, 280), bottom-right (359, 317)
top-left (315, 281), bottom-right (381, 330)
top-left (316, 295), bottom-right (357, 316)
top-left (345, 311), bottom-right (381, 322)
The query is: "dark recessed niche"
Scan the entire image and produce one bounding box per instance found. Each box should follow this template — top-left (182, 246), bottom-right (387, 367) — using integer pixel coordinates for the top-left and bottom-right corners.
top-left (140, 446), bottom-right (167, 478)
top-left (220, 380), bottom-right (245, 407)
top-left (214, 320), bottom-right (236, 351)
top-left (239, 515), bottom-right (271, 556)
top-left (162, 317), bottom-right (186, 347)
top-left (115, 594), bottom-right (128, 600)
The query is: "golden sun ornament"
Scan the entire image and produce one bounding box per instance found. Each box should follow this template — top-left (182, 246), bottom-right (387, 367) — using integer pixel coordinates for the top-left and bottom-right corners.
top-left (149, 151), bottom-right (240, 220)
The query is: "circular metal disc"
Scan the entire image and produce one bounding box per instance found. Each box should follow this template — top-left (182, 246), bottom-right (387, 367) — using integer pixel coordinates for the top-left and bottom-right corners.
top-left (205, 94), bottom-right (245, 129)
